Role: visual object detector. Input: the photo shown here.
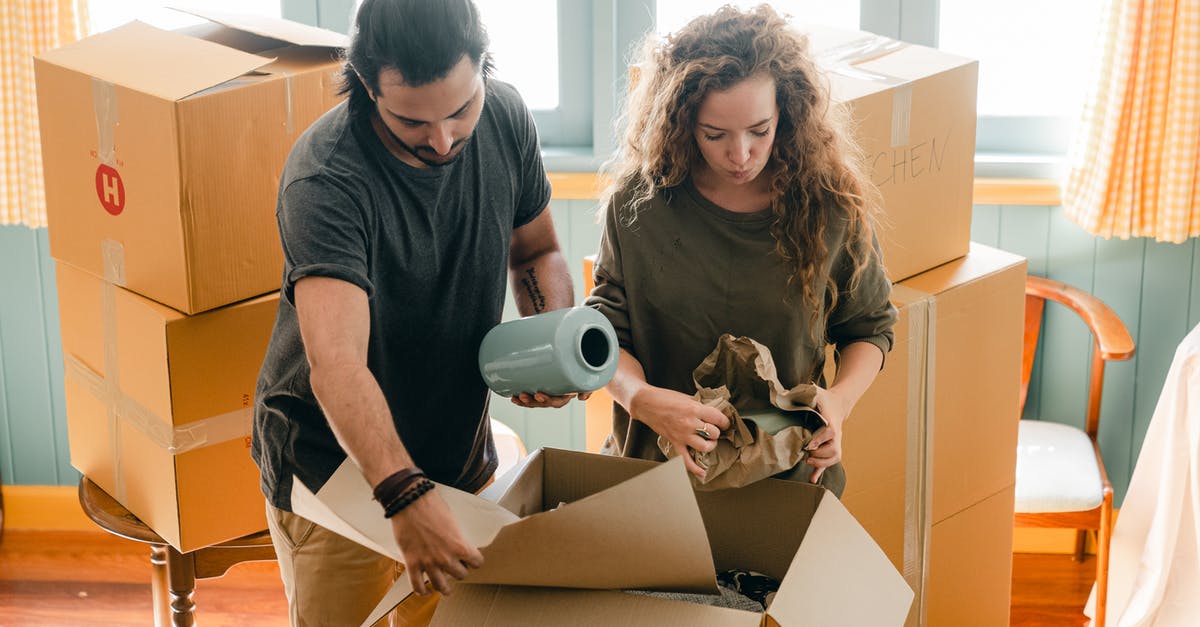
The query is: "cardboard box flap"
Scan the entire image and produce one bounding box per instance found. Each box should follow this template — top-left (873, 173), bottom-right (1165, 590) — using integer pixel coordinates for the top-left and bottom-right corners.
top-left (432, 585), bottom-right (765, 627)
top-left (465, 455), bottom-right (717, 592)
top-left (479, 448), bottom-right (539, 499)
top-left (170, 6), bottom-right (349, 48)
top-left (767, 494), bottom-right (913, 626)
top-left (293, 454), bottom-right (716, 592)
top-left (291, 458), bottom-right (520, 561)
top-left (36, 21), bottom-right (270, 101)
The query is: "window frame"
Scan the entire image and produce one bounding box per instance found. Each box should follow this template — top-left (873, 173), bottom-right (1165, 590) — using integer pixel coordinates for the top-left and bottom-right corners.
top-left (302, 0), bottom-right (1074, 177)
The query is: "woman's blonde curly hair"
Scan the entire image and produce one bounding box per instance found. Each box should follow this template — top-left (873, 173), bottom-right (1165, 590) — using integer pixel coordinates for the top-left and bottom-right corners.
top-left (602, 4), bottom-right (882, 336)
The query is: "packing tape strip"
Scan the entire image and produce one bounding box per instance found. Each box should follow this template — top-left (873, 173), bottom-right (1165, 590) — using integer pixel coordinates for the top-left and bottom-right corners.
top-left (816, 33), bottom-right (909, 87)
top-left (101, 270), bottom-right (125, 501)
top-left (74, 243), bottom-right (254, 501)
top-left (91, 78), bottom-right (118, 167)
top-left (100, 241), bottom-right (124, 499)
top-left (284, 72), bottom-right (295, 135)
top-left (816, 34), bottom-right (908, 68)
top-left (815, 34), bottom-right (913, 148)
top-left (65, 355), bottom-right (252, 455)
top-left (890, 84), bottom-right (913, 148)
top-left (101, 239), bottom-right (126, 287)
top-left (891, 283), bottom-right (936, 625)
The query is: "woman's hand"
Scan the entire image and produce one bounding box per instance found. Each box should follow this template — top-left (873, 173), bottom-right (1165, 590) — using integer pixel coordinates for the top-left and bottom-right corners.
top-left (628, 386), bottom-right (731, 478)
top-left (806, 386), bottom-right (851, 483)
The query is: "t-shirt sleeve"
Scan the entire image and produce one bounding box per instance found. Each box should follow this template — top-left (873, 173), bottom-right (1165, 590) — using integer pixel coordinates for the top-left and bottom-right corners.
top-left (510, 91), bottom-right (552, 229)
top-left (277, 175), bottom-right (374, 305)
top-left (583, 199), bottom-right (633, 350)
top-left (826, 229), bottom-right (898, 366)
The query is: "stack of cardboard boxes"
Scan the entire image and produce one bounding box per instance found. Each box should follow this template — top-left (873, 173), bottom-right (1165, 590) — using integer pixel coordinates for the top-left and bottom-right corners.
top-left (34, 10), bottom-right (345, 552)
top-left (815, 25), bottom-right (1026, 627)
top-left (586, 25), bottom-right (1026, 627)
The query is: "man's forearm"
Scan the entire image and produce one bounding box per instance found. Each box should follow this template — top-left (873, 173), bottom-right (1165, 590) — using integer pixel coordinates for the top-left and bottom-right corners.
top-left (510, 250), bottom-right (574, 316)
top-left (311, 362), bottom-right (413, 486)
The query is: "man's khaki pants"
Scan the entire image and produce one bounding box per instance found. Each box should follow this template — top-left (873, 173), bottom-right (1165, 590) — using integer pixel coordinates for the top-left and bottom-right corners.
top-left (266, 502), bottom-right (439, 627)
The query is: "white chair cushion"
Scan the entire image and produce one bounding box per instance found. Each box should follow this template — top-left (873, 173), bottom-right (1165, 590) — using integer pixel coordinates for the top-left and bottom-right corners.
top-left (490, 418), bottom-right (528, 480)
top-left (1015, 419), bottom-right (1105, 513)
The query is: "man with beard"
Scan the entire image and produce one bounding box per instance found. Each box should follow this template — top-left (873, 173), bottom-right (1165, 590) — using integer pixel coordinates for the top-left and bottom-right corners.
top-left (251, 1), bottom-right (581, 623)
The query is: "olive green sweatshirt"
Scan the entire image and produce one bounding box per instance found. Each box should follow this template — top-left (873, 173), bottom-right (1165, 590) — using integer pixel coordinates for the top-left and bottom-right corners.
top-left (583, 178), bottom-right (898, 461)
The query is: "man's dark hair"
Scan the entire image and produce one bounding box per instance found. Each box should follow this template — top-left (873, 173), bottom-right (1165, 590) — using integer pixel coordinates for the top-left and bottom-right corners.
top-left (339, 0), bottom-right (494, 117)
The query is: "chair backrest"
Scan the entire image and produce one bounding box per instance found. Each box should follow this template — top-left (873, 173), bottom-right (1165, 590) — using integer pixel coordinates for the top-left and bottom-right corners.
top-left (1020, 276), bottom-right (1136, 437)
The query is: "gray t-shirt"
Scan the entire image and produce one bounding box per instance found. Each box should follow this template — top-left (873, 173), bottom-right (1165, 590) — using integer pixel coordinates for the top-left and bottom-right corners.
top-left (253, 80), bottom-right (550, 510)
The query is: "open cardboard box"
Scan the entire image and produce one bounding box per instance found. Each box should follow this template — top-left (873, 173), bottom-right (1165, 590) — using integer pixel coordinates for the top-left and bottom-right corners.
top-left (292, 447), bottom-right (913, 626)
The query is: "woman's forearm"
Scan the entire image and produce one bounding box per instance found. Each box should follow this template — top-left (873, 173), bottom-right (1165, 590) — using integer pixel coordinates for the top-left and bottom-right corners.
top-left (827, 341), bottom-right (885, 418)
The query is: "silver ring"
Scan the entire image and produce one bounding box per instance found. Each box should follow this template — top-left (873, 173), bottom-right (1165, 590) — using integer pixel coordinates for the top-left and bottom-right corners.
top-left (695, 426), bottom-right (711, 440)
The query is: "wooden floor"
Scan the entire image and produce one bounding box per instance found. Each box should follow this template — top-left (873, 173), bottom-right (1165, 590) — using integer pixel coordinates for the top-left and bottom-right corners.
top-left (0, 530), bottom-right (1096, 626)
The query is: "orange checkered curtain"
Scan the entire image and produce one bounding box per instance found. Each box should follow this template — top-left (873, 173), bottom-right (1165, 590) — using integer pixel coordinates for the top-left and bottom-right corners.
top-left (0, 0), bottom-right (88, 228)
top-left (1064, 0), bottom-right (1199, 243)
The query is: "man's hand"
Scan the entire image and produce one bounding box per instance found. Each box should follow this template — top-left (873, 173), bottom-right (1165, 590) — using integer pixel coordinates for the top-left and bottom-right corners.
top-left (628, 386), bottom-right (730, 478)
top-left (511, 391), bottom-right (592, 408)
top-left (806, 386), bottom-right (851, 483)
top-left (390, 490), bottom-right (484, 596)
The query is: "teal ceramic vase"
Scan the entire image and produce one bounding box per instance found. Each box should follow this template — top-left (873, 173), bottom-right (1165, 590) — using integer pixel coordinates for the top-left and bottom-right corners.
top-left (478, 307), bottom-right (619, 397)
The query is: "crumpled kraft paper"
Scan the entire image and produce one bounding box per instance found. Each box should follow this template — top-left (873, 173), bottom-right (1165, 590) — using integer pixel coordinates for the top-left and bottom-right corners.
top-left (658, 334), bottom-right (826, 490)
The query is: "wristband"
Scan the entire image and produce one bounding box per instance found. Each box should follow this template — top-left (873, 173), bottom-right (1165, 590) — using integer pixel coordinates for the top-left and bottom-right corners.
top-left (373, 466), bottom-right (425, 508)
top-left (383, 478), bottom-right (434, 518)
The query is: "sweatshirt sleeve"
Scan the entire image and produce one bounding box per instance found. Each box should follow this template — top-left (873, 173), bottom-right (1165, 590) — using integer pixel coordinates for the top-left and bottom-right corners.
top-left (582, 198), bottom-right (634, 351)
top-left (826, 228), bottom-right (898, 366)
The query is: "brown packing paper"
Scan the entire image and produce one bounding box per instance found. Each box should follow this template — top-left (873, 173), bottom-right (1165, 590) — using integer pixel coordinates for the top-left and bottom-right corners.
top-left (658, 335), bottom-right (825, 490)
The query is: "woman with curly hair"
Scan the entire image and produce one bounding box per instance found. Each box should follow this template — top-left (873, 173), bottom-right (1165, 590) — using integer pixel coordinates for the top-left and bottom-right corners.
top-left (584, 5), bottom-right (897, 495)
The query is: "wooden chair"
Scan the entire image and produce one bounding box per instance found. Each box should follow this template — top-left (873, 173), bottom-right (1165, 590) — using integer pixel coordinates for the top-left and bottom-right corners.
top-left (78, 476), bottom-right (276, 627)
top-left (1015, 276), bottom-right (1135, 627)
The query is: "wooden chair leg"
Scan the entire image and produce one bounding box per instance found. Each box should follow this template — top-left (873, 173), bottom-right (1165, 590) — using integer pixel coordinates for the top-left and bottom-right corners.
top-left (166, 546), bottom-right (198, 627)
top-left (150, 544), bottom-right (170, 627)
top-left (1096, 497), bottom-right (1113, 627)
top-left (1074, 529), bottom-right (1088, 562)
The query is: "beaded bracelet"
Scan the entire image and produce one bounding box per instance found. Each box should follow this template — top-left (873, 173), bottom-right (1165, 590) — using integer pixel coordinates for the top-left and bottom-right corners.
top-left (373, 466), bottom-right (426, 508)
top-left (383, 478), bottom-right (435, 519)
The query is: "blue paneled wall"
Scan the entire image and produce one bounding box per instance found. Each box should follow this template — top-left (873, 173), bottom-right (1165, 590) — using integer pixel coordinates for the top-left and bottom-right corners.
top-left (2, 203), bottom-right (1197, 505)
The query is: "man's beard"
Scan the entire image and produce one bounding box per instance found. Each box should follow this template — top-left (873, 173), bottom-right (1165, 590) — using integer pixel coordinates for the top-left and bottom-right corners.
top-left (379, 116), bottom-right (474, 168)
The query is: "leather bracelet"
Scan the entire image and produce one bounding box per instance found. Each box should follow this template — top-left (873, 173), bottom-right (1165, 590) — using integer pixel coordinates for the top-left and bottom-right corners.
top-left (373, 466), bottom-right (425, 506)
top-left (383, 478), bottom-right (434, 519)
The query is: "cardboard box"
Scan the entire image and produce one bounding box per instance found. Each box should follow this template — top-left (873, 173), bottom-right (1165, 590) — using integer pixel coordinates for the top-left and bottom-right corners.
top-left (840, 242), bottom-right (1025, 625)
top-left (809, 26), bottom-right (978, 282)
top-left (292, 448), bottom-right (914, 626)
top-left (56, 261), bottom-right (278, 551)
top-left (926, 485), bottom-right (1015, 627)
top-left (35, 10), bottom-right (346, 314)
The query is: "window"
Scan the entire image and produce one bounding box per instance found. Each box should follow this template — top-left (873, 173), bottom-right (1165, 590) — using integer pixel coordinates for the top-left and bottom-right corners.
top-left (477, 0), bottom-right (591, 148)
top-left (306, 0), bottom-right (1098, 173)
top-left (656, 0), bottom-right (860, 35)
top-left (87, 1), bottom-right (283, 34)
top-left (938, 0), bottom-right (1106, 171)
top-left (475, 0), bottom-right (558, 111)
